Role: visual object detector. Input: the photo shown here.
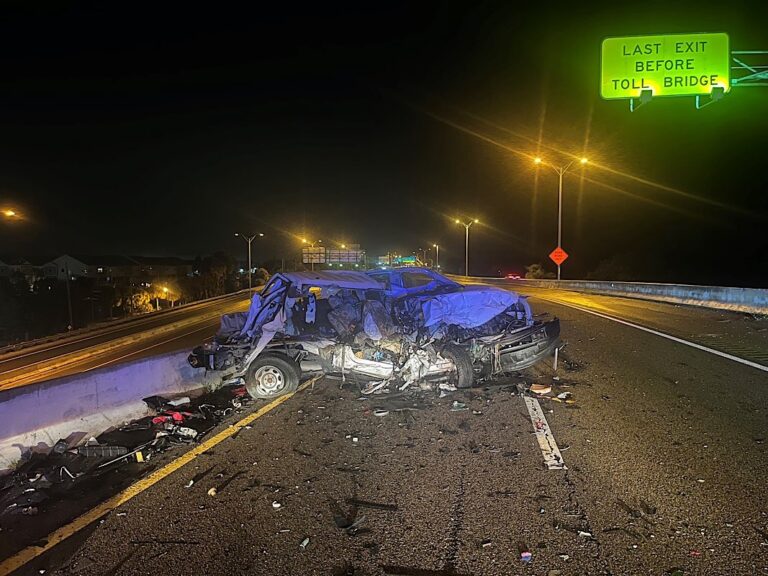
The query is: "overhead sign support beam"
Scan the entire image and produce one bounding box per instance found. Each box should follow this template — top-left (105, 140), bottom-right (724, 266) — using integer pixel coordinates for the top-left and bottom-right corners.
top-left (731, 51), bottom-right (768, 87)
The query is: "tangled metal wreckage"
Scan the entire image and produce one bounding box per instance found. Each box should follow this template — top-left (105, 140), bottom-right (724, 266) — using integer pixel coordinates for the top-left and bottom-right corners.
top-left (189, 269), bottom-right (561, 398)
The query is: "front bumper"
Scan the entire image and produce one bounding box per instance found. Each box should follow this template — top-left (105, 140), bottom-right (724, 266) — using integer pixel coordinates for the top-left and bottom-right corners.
top-left (497, 319), bottom-right (561, 372)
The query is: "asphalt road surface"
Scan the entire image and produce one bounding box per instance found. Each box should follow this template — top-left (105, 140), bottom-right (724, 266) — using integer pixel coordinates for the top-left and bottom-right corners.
top-left (0, 293), bottom-right (251, 391)
top-left (2, 288), bottom-right (768, 575)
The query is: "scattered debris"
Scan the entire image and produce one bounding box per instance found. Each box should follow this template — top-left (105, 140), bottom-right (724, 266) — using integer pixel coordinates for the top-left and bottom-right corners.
top-left (1, 385), bottom-right (253, 523)
top-left (345, 498), bottom-right (398, 512)
top-left (272, 501), bottom-right (282, 509)
top-left (207, 487), bottom-right (217, 497)
top-left (450, 401), bottom-right (468, 412)
top-left (299, 537), bottom-right (310, 550)
top-left (530, 384), bottom-right (551, 395)
top-left (76, 445), bottom-right (128, 459)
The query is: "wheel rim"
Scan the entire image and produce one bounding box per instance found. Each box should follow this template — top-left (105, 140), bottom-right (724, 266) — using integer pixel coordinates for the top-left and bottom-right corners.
top-left (252, 365), bottom-right (286, 396)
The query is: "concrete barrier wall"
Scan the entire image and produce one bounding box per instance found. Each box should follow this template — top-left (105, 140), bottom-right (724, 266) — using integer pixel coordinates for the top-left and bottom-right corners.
top-left (0, 351), bottom-right (210, 472)
top-left (448, 275), bottom-right (768, 315)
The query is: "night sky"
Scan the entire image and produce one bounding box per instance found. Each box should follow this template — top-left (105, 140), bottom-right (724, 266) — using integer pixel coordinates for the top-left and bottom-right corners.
top-left (0, 1), bottom-right (766, 286)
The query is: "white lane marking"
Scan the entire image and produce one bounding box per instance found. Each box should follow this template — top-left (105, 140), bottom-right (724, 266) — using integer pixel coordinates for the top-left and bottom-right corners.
top-left (540, 298), bottom-right (768, 374)
top-left (521, 390), bottom-right (566, 470)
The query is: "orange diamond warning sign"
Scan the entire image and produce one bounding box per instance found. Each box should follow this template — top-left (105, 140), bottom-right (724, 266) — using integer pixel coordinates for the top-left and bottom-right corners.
top-left (549, 247), bottom-right (568, 266)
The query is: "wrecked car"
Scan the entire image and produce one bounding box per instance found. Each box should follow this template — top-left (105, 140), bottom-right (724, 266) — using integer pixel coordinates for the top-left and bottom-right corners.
top-left (188, 268), bottom-right (560, 399)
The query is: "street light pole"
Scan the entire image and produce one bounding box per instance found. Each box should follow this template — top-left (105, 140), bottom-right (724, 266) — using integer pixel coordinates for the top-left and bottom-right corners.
top-left (432, 244), bottom-right (439, 269)
top-left (455, 218), bottom-right (478, 277)
top-left (235, 233), bottom-right (264, 290)
top-left (534, 157), bottom-right (587, 280)
top-left (65, 263), bottom-right (73, 330)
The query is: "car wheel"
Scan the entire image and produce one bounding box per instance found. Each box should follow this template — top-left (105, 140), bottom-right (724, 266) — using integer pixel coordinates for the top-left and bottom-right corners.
top-left (440, 344), bottom-right (474, 389)
top-left (245, 354), bottom-right (300, 399)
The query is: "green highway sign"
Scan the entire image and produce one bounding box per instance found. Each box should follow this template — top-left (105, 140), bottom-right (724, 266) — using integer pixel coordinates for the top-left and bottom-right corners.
top-left (601, 32), bottom-right (730, 99)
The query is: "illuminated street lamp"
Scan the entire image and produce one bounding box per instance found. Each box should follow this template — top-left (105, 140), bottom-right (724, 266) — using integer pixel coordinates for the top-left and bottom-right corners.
top-left (455, 218), bottom-right (479, 277)
top-left (156, 286), bottom-right (169, 311)
top-left (2, 209), bottom-right (17, 218)
top-left (432, 243), bottom-right (440, 269)
top-left (235, 232), bottom-right (265, 290)
top-left (534, 157), bottom-right (588, 280)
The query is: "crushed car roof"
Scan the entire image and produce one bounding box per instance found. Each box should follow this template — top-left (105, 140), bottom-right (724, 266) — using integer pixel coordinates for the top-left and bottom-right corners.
top-left (277, 271), bottom-right (385, 290)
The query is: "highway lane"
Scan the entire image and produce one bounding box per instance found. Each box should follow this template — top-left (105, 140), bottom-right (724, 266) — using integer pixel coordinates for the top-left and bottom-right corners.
top-left (0, 293), bottom-right (251, 391)
top-left (4, 288), bottom-right (767, 575)
top-left (506, 282), bottom-right (768, 370)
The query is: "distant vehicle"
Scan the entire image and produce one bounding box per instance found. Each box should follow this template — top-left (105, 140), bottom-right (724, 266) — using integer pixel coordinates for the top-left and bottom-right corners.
top-left (505, 273), bottom-right (522, 279)
top-left (188, 269), bottom-right (559, 399)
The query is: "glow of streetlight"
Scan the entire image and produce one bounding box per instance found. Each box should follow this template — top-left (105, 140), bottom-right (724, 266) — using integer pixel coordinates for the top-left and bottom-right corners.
top-left (301, 238), bottom-right (307, 244)
top-left (534, 157), bottom-right (542, 164)
top-left (341, 243), bottom-right (346, 249)
top-left (473, 218), bottom-right (479, 223)
top-left (454, 219), bottom-right (460, 224)
top-left (580, 157), bottom-right (588, 165)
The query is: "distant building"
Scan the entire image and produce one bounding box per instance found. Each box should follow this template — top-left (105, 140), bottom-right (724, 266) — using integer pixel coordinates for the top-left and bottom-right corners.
top-left (130, 256), bottom-right (193, 279)
top-left (2, 254), bottom-right (195, 286)
top-left (44, 255), bottom-right (136, 281)
top-left (0, 256), bottom-right (36, 280)
top-left (43, 255), bottom-right (192, 283)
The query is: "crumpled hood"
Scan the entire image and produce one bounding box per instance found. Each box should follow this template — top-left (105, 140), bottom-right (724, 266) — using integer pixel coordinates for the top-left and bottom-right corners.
top-left (419, 285), bottom-right (530, 329)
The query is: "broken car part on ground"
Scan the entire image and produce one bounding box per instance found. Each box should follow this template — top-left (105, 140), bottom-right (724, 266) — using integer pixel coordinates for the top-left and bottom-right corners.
top-left (188, 268), bottom-right (560, 398)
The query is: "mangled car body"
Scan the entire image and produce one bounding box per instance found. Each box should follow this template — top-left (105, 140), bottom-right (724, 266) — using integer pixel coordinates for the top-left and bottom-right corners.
top-left (188, 268), bottom-right (560, 398)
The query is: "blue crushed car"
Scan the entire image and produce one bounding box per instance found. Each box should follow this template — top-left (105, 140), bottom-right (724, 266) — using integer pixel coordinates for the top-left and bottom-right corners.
top-left (189, 268), bottom-right (560, 398)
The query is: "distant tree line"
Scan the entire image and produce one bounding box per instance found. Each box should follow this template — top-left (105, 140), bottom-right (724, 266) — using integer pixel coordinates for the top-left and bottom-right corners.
top-left (0, 251), bottom-right (270, 347)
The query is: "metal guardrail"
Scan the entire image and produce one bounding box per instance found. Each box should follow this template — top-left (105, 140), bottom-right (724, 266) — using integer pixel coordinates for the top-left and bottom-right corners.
top-left (448, 275), bottom-right (768, 315)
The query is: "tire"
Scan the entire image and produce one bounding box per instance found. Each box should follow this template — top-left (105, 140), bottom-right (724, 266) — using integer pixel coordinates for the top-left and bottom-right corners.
top-left (440, 344), bottom-right (474, 389)
top-left (244, 354), bottom-right (300, 399)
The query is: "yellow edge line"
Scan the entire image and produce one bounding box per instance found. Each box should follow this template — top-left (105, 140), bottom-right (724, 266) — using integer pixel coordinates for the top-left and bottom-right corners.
top-left (0, 376), bottom-right (321, 576)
